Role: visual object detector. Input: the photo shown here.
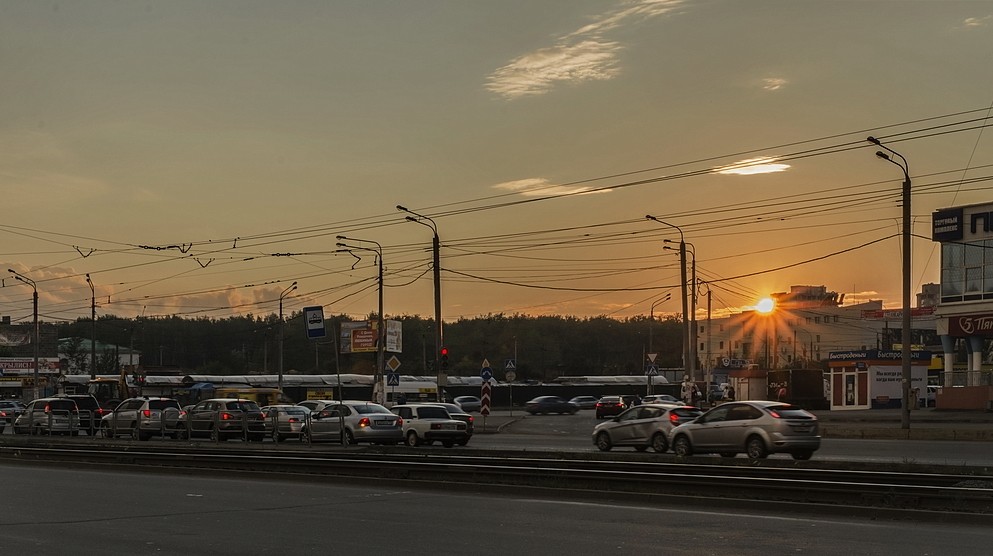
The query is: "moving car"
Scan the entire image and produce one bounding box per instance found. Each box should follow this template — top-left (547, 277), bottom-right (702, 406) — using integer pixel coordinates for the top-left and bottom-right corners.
top-left (0, 400), bottom-right (26, 423)
top-left (641, 394), bottom-right (680, 405)
top-left (101, 397), bottom-right (185, 440)
top-left (13, 397), bottom-right (80, 435)
top-left (594, 395), bottom-right (627, 419)
top-left (569, 396), bottom-right (600, 410)
top-left (298, 400), bottom-right (404, 445)
top-left (454, 395), bottom-right (482, 413)
top-left (592, 403), bottom-right (702, 452)
top-left (525, 396), bottom-right (579, 415)
top-left (177, 398), bottom-right (266, 441)
top-left (391, 403), bottom-right (469, 447)
top-left (669, 400), bottom-right (821, 460)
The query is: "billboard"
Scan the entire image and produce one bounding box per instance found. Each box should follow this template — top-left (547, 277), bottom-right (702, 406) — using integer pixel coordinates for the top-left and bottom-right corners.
top-left (339, 320), bottom-right (403, 354)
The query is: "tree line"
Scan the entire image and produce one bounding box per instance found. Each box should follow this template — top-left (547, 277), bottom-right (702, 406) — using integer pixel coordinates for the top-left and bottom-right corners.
top-left (53, 312), bottom-right (687, 381)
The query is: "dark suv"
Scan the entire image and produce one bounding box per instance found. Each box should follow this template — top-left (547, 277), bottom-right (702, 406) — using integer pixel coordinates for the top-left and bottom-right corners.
top-left (54, 394), bottom-right (108, 435)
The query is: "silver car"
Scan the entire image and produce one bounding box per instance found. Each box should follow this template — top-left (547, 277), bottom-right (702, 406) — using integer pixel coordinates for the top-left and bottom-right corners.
top-left (592, 403), bottom-right (702, 452)
top-left (13, 397), bottom-right (80, 435)
top-left (261, 405), bottom-right (310, 441)
top-left (297, 400), bottom-right (403, 445)
top-left (669, 400), bottom-right (821, 460)
top-left (101, 397), bottom-right (185, 440)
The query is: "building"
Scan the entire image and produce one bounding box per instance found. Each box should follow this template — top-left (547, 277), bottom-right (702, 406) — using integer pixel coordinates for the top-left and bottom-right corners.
top-left (931, 202), bottom-right (993, 409)
top-left (701, 285), bottom-right (938, 382)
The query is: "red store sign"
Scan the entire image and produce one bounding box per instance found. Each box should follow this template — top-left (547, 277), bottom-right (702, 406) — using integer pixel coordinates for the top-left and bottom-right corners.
top-left (948, 313), bottom-right (993, 337)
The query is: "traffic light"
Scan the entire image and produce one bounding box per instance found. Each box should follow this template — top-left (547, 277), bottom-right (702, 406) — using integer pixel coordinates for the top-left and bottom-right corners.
top-left (440, 346), bottom-right (449, 370)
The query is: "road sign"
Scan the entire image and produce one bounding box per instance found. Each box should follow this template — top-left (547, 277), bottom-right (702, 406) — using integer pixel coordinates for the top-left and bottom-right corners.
top-left (303, 306), bottom-right (327, 339)
top-left (386, 355), bottom-right (401, 372)
top-left (386, 372), bottom-right (400, 386)
top-left (646, 353), bottom-right (657, 363)
top-left (646, 365), bottom-right (658, 376)
top-left (505, 370), bottom-right (516, 382)
top-left (481, 366), bottom-right (493, 382)
top-left (480, 382), bottom-right (491, 416)
top-left (505, 359), bottom-right (516, 370)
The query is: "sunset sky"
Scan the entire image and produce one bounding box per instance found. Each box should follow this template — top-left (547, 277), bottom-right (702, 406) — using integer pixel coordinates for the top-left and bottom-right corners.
top-left (2, 0), bottom-right (992, 327)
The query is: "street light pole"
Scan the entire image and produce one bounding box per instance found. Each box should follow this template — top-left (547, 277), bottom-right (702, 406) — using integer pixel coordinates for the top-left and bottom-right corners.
top-left (867, 135), bottom-right (912, 430)
top-left (337, 235), bottom-right (385, 403)
top-left (397, 205), bottom-right (444, 401)
top-left (648, 292), bottom-right (672, 354)
top-left (85, 274), bottom-right (96, 379)
top-left (665, 239), bottom-right (698, 382)
top-left (9, 270), bottom-right (39, 400)
top-left (278, 281), bottom-right (298, 393)
top-left (646, 215), bottom-right (692, 383)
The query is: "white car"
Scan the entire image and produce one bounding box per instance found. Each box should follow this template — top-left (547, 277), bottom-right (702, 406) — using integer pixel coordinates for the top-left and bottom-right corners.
top-left (390, 403), bottom-right (469, 447)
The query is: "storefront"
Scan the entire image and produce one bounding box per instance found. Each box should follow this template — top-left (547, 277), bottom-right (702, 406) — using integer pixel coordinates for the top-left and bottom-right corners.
top-left (827, 350), bottom-right (930, 410)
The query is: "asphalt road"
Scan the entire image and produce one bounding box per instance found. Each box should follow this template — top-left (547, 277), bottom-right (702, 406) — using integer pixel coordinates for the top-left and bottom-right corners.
top-left (469, 411), bottom-right (993, 466)
top-left (2, 463), bottom-right (991, 555)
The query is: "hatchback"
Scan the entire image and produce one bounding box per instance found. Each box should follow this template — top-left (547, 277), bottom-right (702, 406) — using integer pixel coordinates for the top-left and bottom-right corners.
top-left (454, 396), bottom-right (482, 413)
top-left (177, 398), bottom-right (266, 441)
top-left (13, 397), bottom-right (80, 435)
top-left (592, 404), bottom-right (703, 452)
top-left (261, 404), bottom-right (311, 441)
top-left (54, 394), bottom-right (109, 435)
top-left (669, 400), bottom-right (821, 460)
top-left (101, 397), bottom-right (185, 440)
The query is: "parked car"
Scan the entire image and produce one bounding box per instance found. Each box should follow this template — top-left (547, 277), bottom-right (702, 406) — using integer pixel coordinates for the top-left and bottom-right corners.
top-left (454, 395), bottom-right (482, 413)
top-left (669, 401), bottom-right (821, 460)
top-left (298, 400), bottom-right (403, 445)
top-left (391, 403), bottom-right (469, 447)
top-left (261, 404), bottom-right (310, 441)
top-left (54, 394), bottom-right (108, 435)
top-left (101, 397), bottom-right (185, 440)
top-left (525, 396), bottom-right (579, 415)
top-left (426, 402), bottom-right (474, 441)
top-left (592, 404), bottom-right (702, 452)
top-left (13, 397), bottom-right (80, 435)
top-left (177, 398), bottom-right (266, 441)
top-left (569, 396), bottom-right (600, 410)
top-left (595, 395), bottom-right (627, 419)
top-left (0, 400), bottom-right (26, 423)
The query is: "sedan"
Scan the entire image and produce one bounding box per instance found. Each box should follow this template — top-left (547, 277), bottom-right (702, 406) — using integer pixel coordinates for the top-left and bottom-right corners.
top-left (303, 400), bottom-right (404, 445)
top-left (454, 396), bottom-right (482, 413)
top-left (669, 400), bottom-right (821, 460)
top-left (594, 395), bottom-right (626, 419)
top-left (569, 396), bottom-right (600, 410)
top-left (592, 404), bottom-right (702, 452)
top-left (524, 396), bottom-right (578, 415)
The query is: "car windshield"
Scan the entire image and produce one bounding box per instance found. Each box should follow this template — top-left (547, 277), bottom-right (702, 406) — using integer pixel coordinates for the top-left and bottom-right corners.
top-left (228, 402), bottom-right (260, 412)
top-left (148, 400), bottom-right (180, 410)
top-left (354, 403), bottom-right (390, 414)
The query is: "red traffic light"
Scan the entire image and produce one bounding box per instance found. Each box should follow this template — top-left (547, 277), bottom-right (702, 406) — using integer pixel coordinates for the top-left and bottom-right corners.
top-left (440, 346), bottom-right (449, 356)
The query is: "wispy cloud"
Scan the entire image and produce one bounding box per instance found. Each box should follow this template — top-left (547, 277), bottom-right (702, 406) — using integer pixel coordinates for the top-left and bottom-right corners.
top-left (486, 0), bottom-right (682, 100)
top-left (762, 77), bottom-right (788, 91)
top-left (715, 157), bottom-right (790, 176)
top-left (962, 15), bottom-right (991, 28)
top-left (492, 177), bottom-right (609, 196)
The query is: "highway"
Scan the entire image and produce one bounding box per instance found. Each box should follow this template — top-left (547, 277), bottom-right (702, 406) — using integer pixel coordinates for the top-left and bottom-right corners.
top-left (1, 463), bottom-right (990, 555)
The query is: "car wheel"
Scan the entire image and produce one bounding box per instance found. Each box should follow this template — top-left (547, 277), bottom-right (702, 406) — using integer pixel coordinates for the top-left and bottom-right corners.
top-left (791, 450), bottom-right (814, 461)
top-left (137, 431), bottom-right (151, 441)
top-left (746, 436), bottom-right (769, 459)
top-left (719, 452), bottom-right (737, 458)
top-left (673, 435), bottom-right (693, 457)
top-left (209, 426), bottom-right (220, 442)
top-left (595, 432), bottom-right (612, 452)
top-left (405, 430), bottom-right (420, 447)
top-left (177, 427), bottom-right (189, 440)
top-left (101, 426), bottom-right (113, 439)
top-left (344, 429), bottom-right (356, 446)
top-left (650, 433), bottom-right (668, 453)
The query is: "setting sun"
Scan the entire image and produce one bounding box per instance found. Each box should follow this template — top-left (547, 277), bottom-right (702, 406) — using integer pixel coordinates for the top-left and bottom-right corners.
top-left (756, 297), bottom-right (776, 314)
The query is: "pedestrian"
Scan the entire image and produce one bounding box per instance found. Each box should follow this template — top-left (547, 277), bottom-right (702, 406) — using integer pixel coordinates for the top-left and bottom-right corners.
top-left (726, 384), bottom-right (735, 401)
top-left (680, 376), bottom-right (694, 405)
